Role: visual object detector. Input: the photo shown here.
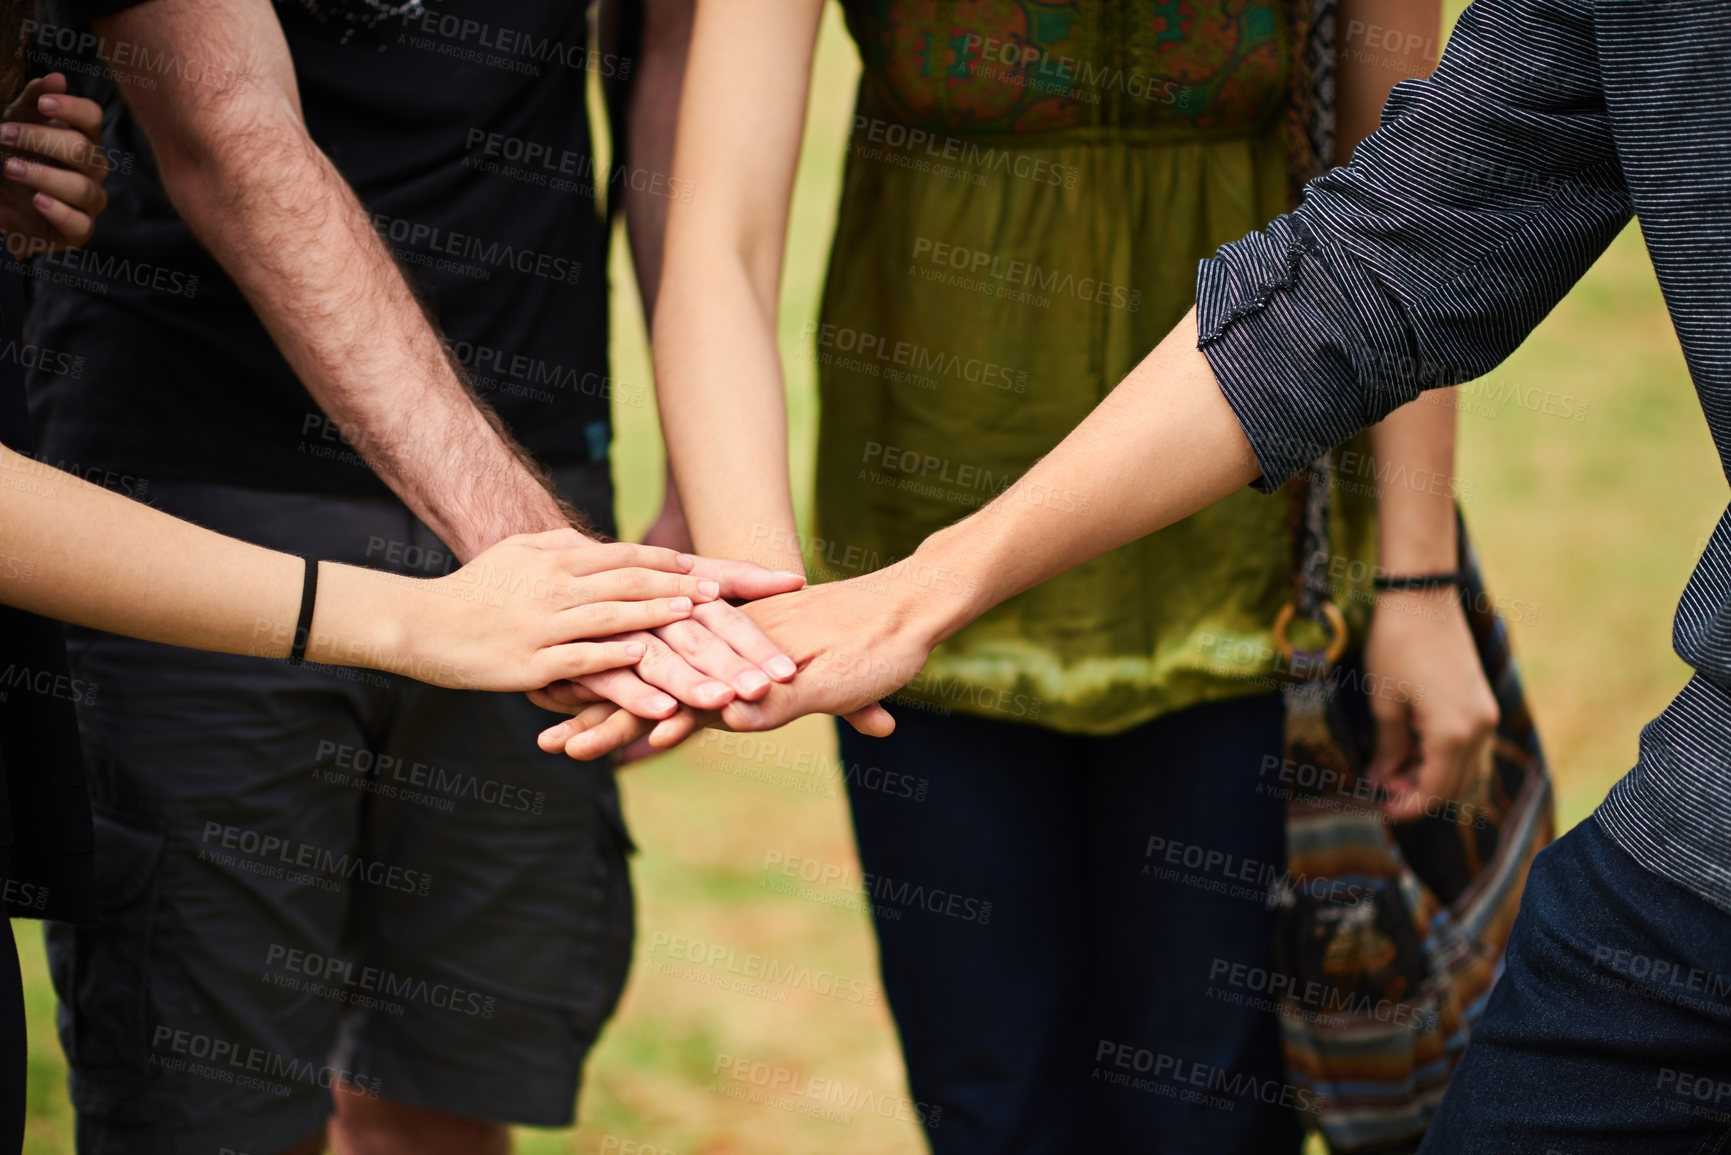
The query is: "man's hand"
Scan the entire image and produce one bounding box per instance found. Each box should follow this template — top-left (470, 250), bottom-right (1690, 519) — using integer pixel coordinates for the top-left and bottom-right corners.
top-left (1361, 588), bottom-right (1500, 822)
top-left (0, 73), bottom-right (110, 253)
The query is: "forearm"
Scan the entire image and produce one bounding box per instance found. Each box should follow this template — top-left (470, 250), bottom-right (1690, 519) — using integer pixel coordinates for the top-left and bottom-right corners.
top-left (157, 116), bottom-right (575, 560)
top-left (1367, 397), bottom-right (1459, 573)
top-left (654, 258), bottom-right (802, 570)
top-left (626, 0), bottom-right (694, 316)
top-left (97, 0), bottom-right (576, 561)
top-left (0, 444), bottom-right (413, 664)
top-left (651, 0), bottom-right (821, 574)
top-left (905, 310), bottom-right (1257, 640)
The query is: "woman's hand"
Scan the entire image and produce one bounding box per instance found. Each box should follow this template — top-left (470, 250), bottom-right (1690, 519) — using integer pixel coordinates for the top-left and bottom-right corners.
top-left (315, 531), bottom-right (725, 693)
top-left (1360, 587), bottom-right (1500, 822)
top-left (0, 74), bottom-right (111, 253)
top-left (534, 569), bottom-right (944, 760)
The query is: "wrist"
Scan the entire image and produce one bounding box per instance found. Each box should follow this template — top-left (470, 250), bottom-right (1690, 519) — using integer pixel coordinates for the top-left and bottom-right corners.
top-left (893, 526), bottom-right (998, 648)
top-left (306, 563), bottom-right (416, 672)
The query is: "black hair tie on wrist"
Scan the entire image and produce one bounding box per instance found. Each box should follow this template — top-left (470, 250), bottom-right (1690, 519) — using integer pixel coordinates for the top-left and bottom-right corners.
top-left (289, 556), bottom-right (320, 665)
top-left (1373, 571), bottom-right (1462, 592)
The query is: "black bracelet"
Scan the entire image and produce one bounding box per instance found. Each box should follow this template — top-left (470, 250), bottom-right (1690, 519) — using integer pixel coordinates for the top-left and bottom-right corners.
top-left (1373, 571), bottom-right (1461, 592)
top-left (289, 556), bottom-right (320, 665)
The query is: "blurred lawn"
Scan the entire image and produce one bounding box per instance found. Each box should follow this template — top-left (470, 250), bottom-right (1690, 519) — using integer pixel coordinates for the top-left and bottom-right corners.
top-left (18, 2), bottom-right (1728, 1152)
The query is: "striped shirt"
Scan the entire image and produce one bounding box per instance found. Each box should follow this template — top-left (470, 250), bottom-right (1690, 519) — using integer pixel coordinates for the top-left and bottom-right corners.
top-left (1195, 0), bottom-right (1731, 912)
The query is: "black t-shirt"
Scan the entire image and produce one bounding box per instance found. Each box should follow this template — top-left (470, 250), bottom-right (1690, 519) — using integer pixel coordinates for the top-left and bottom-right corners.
top-left (0, 259), bottom-right (96, 929)
top-left (23, 0), bottom-right (621, 493)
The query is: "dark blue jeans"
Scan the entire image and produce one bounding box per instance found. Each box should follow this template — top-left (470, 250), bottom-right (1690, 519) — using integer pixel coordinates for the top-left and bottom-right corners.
top-left (1421, 814), bottom-right (1731, 1154)
top-left (837, 693), bottom-right (1305, 1155)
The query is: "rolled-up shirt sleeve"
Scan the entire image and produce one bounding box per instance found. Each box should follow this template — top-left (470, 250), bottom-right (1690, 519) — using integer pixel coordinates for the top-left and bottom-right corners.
top-left (1198, 0), bottom-right (1634, 491)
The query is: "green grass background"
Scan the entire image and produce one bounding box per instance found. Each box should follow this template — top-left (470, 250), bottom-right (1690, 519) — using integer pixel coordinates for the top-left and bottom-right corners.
top-left (16, 2), bottom-right (1727, 1150)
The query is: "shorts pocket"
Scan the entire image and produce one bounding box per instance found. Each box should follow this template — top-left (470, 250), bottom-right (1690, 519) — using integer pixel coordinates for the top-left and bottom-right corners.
top-left (46, 809), bottom-right (166, 1119)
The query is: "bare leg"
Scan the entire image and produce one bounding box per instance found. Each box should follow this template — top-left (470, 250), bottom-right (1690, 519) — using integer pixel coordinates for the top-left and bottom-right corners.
top-left (329, 1094), bottom-right (510, 1155)
top-left (272, 1133), bottom-right (326, 1155)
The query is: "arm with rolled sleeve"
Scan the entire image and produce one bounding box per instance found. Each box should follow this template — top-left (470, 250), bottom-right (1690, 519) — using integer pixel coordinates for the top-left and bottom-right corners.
top-left (1198, 0), bottom-right (1633, 491)
top-left (641, 0), bottom-right (1649, 748)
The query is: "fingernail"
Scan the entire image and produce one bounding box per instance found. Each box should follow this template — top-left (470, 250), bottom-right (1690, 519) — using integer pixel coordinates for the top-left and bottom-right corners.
top-left (3, 158), bottom-right (23, 179)
top-left (32, 193), bottom-right (52, 213)
top-left (669, 597), bottom-right (692, 613)
top-left (767, 656), bottom-right (797, 680)
top-left (538, 724), bottom-right (568, 743)
top-left (647, 693), bottom-right (676, 714)
top-left (1, 124), bottom-right (18, 145)
top-left (698, 681), bottom-right (733, 704)
top-left (698, 580), bottom-right (720, 598)
top-left (676, 553), bottom-right (696, 569)
top-left (774, 571), bottom-right (805, 581)
top-left (625, 643), bottom-right (645, 658)
top-left (737, 670), bottom-right (769, 695)
top-left (37, 95), bottom-right (59, 114)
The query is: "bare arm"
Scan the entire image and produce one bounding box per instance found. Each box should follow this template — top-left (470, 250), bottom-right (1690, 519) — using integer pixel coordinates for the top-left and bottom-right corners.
top-left (631, 0), bottom-right (697, 554)
top-left (616, 0), bottom-right (1634, 759)
top-left (92, 0), bottom-right (575, 561)
top-left (652, 0), bottom-right (824, 575)
top-left (0, 445), bottom-right (720, 692)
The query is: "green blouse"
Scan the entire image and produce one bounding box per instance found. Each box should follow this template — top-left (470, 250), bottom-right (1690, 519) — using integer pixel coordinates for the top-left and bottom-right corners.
top-left (812, 0), bottom-right (1377, 734)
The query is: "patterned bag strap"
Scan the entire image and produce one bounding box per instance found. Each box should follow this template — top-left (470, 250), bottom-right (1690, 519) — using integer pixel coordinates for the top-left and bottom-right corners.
top-left (1282, 0), bottom-right (1338, 207)
top-left (1276, 0), bottom-right (1345, 670)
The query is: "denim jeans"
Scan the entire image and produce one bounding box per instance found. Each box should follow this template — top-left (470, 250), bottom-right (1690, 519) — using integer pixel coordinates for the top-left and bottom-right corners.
top-left (1421, 815), bottom-right (1731, 1154)
top-left (837, 693), bottom-right (1305, 1155)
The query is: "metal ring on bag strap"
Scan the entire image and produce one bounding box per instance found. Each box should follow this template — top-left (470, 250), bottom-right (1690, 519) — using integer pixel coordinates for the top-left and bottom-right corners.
top-left (1272, 600), bottom-right (1349, 668)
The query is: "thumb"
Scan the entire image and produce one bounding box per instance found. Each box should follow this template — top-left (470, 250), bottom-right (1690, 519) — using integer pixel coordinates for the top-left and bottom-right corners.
top-left (843, 703), bottom-right (896, 738)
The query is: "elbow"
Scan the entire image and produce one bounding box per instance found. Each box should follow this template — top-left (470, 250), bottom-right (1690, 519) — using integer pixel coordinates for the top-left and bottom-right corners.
top-left (150, 94), bottom-right (315, 220)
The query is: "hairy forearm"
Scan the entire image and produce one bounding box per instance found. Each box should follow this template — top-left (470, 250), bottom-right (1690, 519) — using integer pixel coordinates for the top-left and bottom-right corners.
top-left (904, 310), bottom-right (1258, 641)
top-left (154, 110), bottom-right (577, 560)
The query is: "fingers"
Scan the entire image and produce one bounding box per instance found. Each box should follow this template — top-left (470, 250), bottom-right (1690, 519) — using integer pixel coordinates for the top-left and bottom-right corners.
top-left (1364, 692), bottom-right (1415, 785)
top-left (690, 599), bottom-right (798, 682)
top-left (651, 608), bottom-right (784, 701)
top-left (569, 566), bottom-right (720, 606)
top-left (4, 155), bottom-right (107, 216)
top-left (2, 121), bottom-right (109, 181)
top-left (680, 554), bottom-right (807, 600)
top-left (716, 690), bottom-right (789, 734)
top-left (1386, 710), bottom-right (1497, 823)
top-left (525, 679), bottom-right (598, 713)
top-left (576, 665), bottom-right (681, 719)
top-left (539, 703), bottom-right (657, 762)
top-left (556, 595), bottom-right (697, 640)
top-left (36, 90), bottom-right (105, 140)
top-left (535, 640), bottom-right (648, 684)
top-left (17, 193), bottom-right (94, 248)
top-left (630, 630), bottom-right (737, 710)
top-left (548, 537), bottom-right (693, 576)
top-left (2, 75), bottom-right (64, 123)
top-left (644, 707), bottom-right (715, 752)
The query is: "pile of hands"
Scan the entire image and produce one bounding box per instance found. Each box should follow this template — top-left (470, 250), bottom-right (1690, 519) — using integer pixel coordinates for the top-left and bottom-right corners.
top-left (405, 529), bottom-right (940, 764)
